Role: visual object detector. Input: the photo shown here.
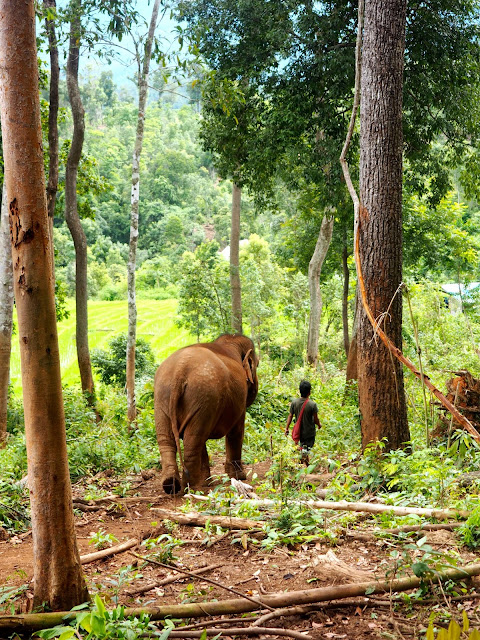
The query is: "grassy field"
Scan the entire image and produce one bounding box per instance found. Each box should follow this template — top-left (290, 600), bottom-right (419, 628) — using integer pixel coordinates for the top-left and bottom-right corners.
top-left (10, 299), bottom-right (193, 392)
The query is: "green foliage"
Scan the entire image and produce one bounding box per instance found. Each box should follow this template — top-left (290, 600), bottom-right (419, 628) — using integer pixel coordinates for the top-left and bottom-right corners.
top-left (459, 507), bottom-right (480, 549)
top-left (91, 333), bottom-right (156, 389)
top-left (0, 478), bottom-right (30, 533)
top-left (88, 529), bottom-right (118, 550)
top-left (426, 615), bottom-right (480, 640)
top-left (176, 241), bottom-right (231, 339)
top-left (34, 594), bottom-right (160, 640)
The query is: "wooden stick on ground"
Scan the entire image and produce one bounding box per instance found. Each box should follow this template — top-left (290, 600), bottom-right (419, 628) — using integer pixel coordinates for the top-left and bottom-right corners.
top-left (129, 552), bottom-right (274, 612)
top-left (238, 499), bottom-right (469, 520)
top-left (4, 562), bottom-right (480, 633)
top-left (159, 628), bottom-right (312, 640)
top-left (80, 538), bottom-right (138, 565)
top-left (150, 508), bottom-right (263, 530)
top-left (125, 563), bottom-right (223, 597)
top-left (346, 522), bottom-right (462, 541)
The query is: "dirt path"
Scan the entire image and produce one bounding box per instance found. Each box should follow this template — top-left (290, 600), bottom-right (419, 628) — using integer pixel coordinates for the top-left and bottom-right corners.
top-left (0, 458), bottom-right (477, 639)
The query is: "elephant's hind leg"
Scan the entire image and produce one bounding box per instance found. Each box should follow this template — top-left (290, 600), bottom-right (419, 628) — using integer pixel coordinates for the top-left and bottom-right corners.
top-left (225, 416), bottom-right (246, 480)
top-left (182, 433), bottom-right (211, 490)
top-left (155, 406), bottom-right (181, 495)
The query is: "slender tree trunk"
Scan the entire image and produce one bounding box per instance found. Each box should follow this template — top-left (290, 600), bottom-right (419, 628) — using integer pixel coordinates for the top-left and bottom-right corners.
top-left (230, 183), bottom-right (242, 333)
top-left (341, 229), bottom-right (350, 358)
top-left (0, 0), bottom-right (88, 609)
top-left (0, 184), bottom-right (13, 446)
top-left (306, 214), bottom-right (334, 366)
top-left (345, 292), bottom-right (358, 382)
top-left (126, 0), bottom-right (161, 425)
top-left (43, 0), bottom-right (59, 275)
top-left (65, 2), bottom-right (95, 402)
top-left (358, 0), bottom-right (409, 450)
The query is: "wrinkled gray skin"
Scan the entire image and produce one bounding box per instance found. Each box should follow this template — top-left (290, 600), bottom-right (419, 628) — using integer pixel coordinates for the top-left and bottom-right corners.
top-left (154, 334), bottom-right (259, 495)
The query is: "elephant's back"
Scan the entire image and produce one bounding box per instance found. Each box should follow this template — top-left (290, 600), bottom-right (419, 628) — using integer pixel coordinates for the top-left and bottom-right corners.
top-left (154, 345), bottom-right (247, 420)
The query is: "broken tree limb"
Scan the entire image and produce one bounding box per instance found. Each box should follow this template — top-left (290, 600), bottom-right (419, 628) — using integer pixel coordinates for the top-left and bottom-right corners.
top-left (163, 628), bottom-right (312, 640)
top-left (4, 563), bottom-right (480, 633)
top-left (165, 629), bottom-right (311, 640)
top-left (125, 562), bottom-right (223, 597)
top-left (80, 538), bottom-right (138, 565)
top-left (236, 499), bottom-right (469, 520)
top-left (346, 522), bottom-right (462, 540)
top-left (150, 508), bottom-right (264, 530)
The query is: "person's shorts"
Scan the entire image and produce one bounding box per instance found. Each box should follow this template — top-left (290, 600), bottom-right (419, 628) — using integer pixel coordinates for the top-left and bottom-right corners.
top-left (300, 437), bottom-right (315, 450)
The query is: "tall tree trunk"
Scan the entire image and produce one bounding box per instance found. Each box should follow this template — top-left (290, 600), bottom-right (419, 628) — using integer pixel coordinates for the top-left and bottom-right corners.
top-left (0, 0), bottom-right (89, 609)
top-left (43, 0), bottom-right (59, 275)
top-left (0, 184), bottom-right (13, 446)
top-left (65, 2), bottom-right (95, 402)
top-left (306, 214), bottom-right (334, 366)
top-left (126, 0), bottom-right (161, 425)
top-left (342, 229), bottom-right (350, 358)
top-left (230, 183), bottom-right (242, 333)
top-left (358, 0), bottom-right (409, 450)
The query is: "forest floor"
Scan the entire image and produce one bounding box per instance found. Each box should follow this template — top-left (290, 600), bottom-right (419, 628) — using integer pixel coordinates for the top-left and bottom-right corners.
top-left (0, 456), bottom-right (479, 640)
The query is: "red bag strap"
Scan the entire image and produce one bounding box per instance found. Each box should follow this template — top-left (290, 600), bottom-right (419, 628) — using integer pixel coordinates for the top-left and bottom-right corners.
top-left (297, 397), bottom-right (309, 426)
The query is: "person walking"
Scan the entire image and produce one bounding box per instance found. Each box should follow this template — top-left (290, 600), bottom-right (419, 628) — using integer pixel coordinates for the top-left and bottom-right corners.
top-left (284, 380), bottom-right (321, 465)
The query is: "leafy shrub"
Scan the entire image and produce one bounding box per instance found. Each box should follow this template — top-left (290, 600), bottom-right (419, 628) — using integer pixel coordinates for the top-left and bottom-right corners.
top-left (92, 333), bottom-right (156, 388)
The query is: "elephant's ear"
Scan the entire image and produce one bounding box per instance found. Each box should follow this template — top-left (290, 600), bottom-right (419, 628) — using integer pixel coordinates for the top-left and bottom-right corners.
top-left (243, 349), bottom-right (254, 384)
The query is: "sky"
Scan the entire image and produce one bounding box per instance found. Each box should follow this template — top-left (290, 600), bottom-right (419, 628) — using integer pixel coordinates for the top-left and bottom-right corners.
top-left (38, 0), bottom-right (182, 91)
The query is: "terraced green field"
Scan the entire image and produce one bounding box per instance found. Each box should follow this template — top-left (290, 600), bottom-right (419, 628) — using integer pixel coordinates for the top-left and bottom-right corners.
top-left (10, 299), bottom-right (193, 392)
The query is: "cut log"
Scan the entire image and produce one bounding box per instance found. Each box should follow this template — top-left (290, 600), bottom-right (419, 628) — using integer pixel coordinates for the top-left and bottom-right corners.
top-left (150, 508), bottom-right (264, 530)
top-left (4, 562), bottom-right (480, 633)
top-left (80, 538), bottom-right (138, 565)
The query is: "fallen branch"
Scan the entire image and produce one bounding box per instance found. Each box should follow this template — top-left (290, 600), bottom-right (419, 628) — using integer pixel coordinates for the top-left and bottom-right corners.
top-left (345, 522), bottom-right (462, 541)
top-left (178, 616), bottom-right (260, 630)
top-left (156, 628), bottom-right (312, 640)
top-left (4, 562), bottom-right (480, 633)
top-left (150, 508), bottom-right (264, 530)
top-left (238, 498), bottom-right (469, 520)
top-left (125, 563), bottom-right (223, 597)
top-left (130, 552), bottom-right (274, 611)
top-left (80, 538), bottom-right (138, 565)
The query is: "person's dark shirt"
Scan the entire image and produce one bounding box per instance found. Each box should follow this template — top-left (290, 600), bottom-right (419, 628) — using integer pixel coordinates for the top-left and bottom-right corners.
top-left (289, 397), bottom-right (318, 442)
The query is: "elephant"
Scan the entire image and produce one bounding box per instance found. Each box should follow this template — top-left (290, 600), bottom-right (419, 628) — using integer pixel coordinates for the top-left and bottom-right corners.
top-left (154, 333), bottom-right (259, 495)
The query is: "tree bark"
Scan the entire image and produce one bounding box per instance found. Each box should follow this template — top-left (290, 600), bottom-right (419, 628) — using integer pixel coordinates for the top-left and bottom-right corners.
top-left (341, 229), bottom-right (350, 358)
top-left (43, 0), bottom-right (59, 275)
top-left (230, 183), bottom-right (242, 333)
top-left (0, 0), bottom-right (88, 609)
top-left (126, 0), bottom-right (161, 425)
top-left (358, 0), bottom-right (409, 450)
top-left (306, 214), bottom-right (334, 366)
top-left (65, 1), bottom-right (95, 403)
top-left (0, 183), bottom-right (13, 445)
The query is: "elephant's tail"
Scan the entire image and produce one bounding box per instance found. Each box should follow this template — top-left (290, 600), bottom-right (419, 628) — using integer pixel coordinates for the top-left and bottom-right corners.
top-left (169, 378), bottom-right (185, 476)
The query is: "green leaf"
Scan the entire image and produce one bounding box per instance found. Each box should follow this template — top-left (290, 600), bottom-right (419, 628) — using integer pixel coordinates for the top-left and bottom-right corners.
top-left (463, 610), bottom-right (470, 633)
top-left (447, 620), bottom-right (460, 640)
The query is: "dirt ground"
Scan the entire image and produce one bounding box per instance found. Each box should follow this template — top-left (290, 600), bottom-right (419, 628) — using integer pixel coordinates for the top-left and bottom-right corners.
top-left (1, 456), bottom-right (479, 639)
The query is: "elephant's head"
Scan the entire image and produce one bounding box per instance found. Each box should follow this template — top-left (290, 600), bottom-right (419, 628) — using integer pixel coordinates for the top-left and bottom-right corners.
top-left (215, 334), bottom-right (259, 406)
